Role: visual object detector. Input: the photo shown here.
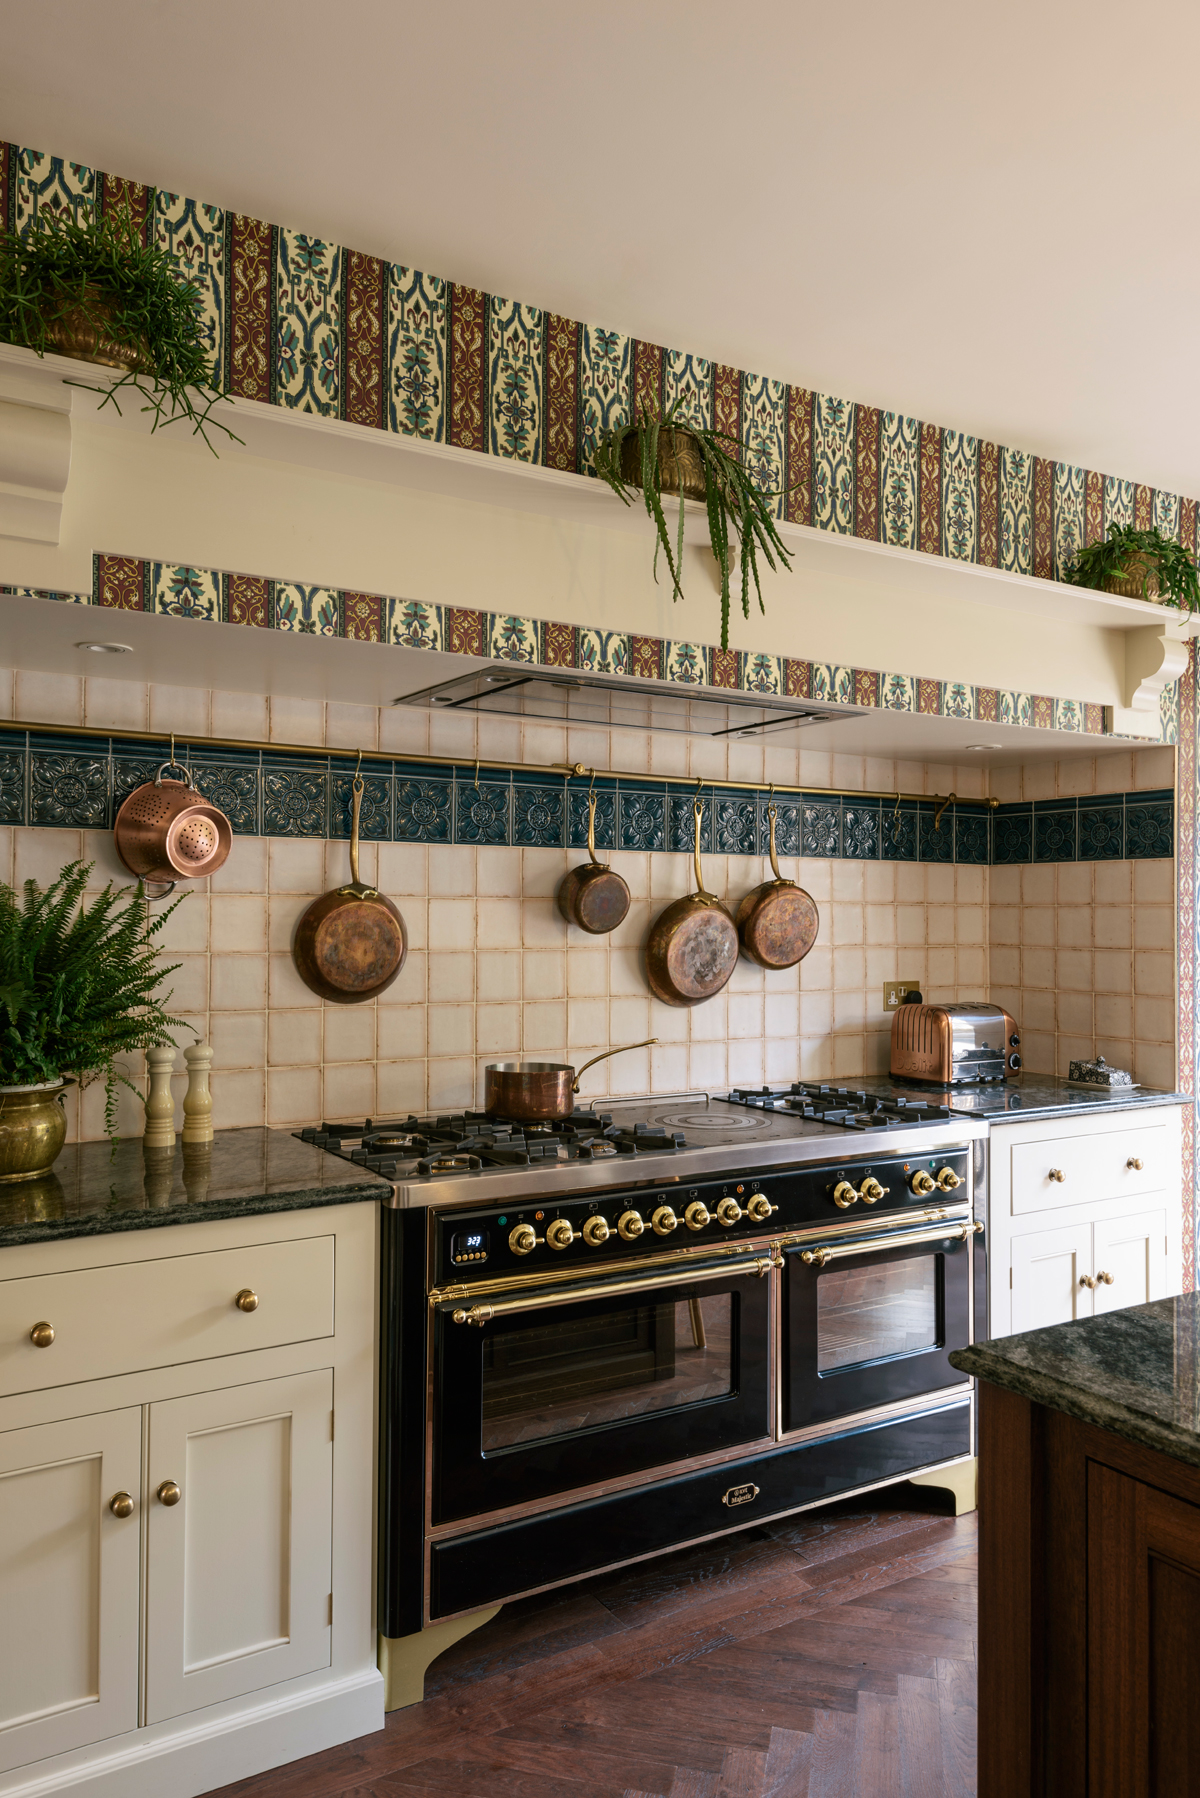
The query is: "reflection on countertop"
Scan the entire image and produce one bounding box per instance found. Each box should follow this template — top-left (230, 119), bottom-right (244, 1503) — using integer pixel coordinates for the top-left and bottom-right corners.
top-left (0, 1128), bottom-right (389, 1249)
top-left (859, 1073), bottom-right (1188, 1124)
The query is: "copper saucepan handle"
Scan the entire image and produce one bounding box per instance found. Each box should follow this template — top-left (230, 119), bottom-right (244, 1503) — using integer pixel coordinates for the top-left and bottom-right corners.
top-left (571, 1038), bottom-right (659, 1092)
top-left (766, 802), bottom-right (794, 887)
top-left (349, 777), bottom-right (362, 886)
top-left (587, 792), bottom-right (604, 868)
top-left (692, 795), bottom-right (717, 901)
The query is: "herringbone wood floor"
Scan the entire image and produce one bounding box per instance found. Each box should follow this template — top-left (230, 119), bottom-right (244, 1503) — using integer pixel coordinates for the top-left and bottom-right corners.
top-left (206, 1485), bottom-right (977, 1798)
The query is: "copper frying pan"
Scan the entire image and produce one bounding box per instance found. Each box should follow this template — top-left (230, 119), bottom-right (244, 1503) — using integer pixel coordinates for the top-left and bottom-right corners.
top-left (557, 791), bottom-right (630, 934)
top-left (293, 773), bottom-right (407, 1003)
top-left (736, 800), bottom-right (820, 969)
top-left (645, 796), bottom-right (739, 1007)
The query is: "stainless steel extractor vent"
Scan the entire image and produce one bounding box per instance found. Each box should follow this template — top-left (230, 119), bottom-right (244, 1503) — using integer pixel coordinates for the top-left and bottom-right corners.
top-left (393, 666), bottom-right (861, 739)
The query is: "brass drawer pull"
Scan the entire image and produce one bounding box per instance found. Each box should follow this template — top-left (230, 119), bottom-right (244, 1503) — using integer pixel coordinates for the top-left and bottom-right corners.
top-left (1048, 1169), bottom-right (1065, 1183)
top-left (29, 1321), bottom-right (55, 1348)
top-left (156, 1480), bottom-right (181, 1506)
top-left (109, 1492), bottom-right (134, 1518)
top-left (1079, 1274), bottom-right (1097, 1290)
top-left (1097, 1270), bottom-right (1114, 1285)
top-left (1126, 1157), bottom-right (1143, 1171)
top-left (235, 1289), bottom-right (258, 1312)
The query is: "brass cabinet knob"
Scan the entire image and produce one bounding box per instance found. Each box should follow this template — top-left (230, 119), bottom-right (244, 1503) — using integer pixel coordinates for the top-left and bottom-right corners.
top-left (1079, 1274), bottom-right (1097, 1290)
top-left (109, 1491), bottom-right (135, 1518)
top-left (617, 1210), bottom-right (644, 1240)
top-left (684, 1201), bottom-right (711, 1231)
top-left (156, 1480), bottom-right (181, 1506)
top-left (859, 1178), bottom-right (888, 1205)
top-left (716, 1197), bottom-right (743, 1226)
top-left (508, 1224), bottom-right (543, 1255)
top-left (545, 1219), bottom-right (578, 1251)
top-left (581, 1215), bottom-right (610, 1247)
top-left (1097, 1270), bottom-right (1115, 1285)
top-left (935, 1168), bottom-right (962, 1193)
top-left (746, 1195), bottom-right (778, 1222)
top-left (832, 1181), bottom-right (858, 1210)
top-left (910, 1170), bottom-right (937, 1197)
top-left (1126, 1157), bottom-right (1143, 1171)
top-left (235, 1289), bottom-right (259, 1312)
top-left (651, 1205), bottom-right (678, 1236)
top-left (1048, 1168), bottom-right (1066, 1183)
top-left (29, 1322), bottom-right (55, 1348)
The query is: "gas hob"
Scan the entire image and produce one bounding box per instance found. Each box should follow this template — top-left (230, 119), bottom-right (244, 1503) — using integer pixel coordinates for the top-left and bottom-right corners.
top-left (726, 1082), bottom-right (957, 1130)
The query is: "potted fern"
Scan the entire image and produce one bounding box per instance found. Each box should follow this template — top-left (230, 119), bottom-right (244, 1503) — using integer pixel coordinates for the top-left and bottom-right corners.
top-left (0, 863), bottom-right (186, 1181)
top-left (1067, 524), bottom-right (1200, 616)
top-left (0, 202), bottom-right (239, 452)
top-left (594, 401), bottom-right (794, 650)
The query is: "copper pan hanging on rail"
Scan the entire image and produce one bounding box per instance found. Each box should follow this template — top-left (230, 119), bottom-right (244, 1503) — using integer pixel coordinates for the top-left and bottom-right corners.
top-left (645, 795), bottom-right (739, 1007)
top-left (736, 797), bottom-right (820, 969)
top-left (557, 787), bottom-right (630, 934)
top-left (292, 766), bottom-right (407, 1003)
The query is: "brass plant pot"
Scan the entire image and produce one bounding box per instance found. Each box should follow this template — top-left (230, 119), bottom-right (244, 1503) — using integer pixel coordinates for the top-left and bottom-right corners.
top-left (43, 287), bottom-right (154, 374)
top-left (1102, 552), bottom-right (1160, 602)
top-left (0, 1082), bottom-right (69, 1184)
top-left (620, 426), bottom-right (706, 501)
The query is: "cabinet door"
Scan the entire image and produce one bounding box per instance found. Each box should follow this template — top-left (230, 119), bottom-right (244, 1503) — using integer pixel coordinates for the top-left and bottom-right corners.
top-left (0, 1407), bottom-right (141, 1774)
top-left (1093, 1208), bottom-right (1169, 1317)
top-left (145, 1369), bottom-right (333, 1725)
top-left (1011, 1223), bottom-right (1095, 1333)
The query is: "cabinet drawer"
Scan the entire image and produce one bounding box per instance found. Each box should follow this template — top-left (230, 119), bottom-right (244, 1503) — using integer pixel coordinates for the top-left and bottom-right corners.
top-left (1010, 1122), bottom-right (1168, 1215)
top-left (0, 1236), bottom-right (334, 1397)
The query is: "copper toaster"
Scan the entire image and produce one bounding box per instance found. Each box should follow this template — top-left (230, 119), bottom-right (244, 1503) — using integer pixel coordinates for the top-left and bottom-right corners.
top-left (890, 1001), bottom-right (1021, 1084)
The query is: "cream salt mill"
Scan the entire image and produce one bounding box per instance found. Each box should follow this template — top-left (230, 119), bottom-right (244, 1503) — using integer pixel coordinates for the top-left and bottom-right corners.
top-left (182, 1041), bottom-right (214, 1146)
top-left (143, 1045), bottom-right (177, 1151)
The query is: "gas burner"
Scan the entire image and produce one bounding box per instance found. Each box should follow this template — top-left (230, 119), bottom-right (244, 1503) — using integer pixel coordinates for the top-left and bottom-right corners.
top-left (364, 1131), bottom-right (426, 1152)
top-left (296, 1107), bottom-right (680, 1178)
top-left (725, 1084), bottom-right (954, 1132)
top-left (417, 1153), bottom-right (481, 1176)
top-left (608, 1124), bottom-right (686, 1155)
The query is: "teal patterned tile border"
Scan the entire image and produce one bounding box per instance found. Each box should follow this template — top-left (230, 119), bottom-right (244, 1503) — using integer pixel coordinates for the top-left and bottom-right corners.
top-left (0, 727), bottom-right (1171, 864)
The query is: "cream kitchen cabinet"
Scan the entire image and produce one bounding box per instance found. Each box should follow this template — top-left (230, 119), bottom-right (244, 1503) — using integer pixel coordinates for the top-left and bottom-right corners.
top-left (0, 1200), bottom-right (382, 1798)
top-left (987, 1103), bottom-right (1185, 1340)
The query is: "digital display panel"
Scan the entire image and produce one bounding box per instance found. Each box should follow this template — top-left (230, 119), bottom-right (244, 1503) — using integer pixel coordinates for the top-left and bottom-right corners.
top-left (451, 1229), bottom-right (489, 1265)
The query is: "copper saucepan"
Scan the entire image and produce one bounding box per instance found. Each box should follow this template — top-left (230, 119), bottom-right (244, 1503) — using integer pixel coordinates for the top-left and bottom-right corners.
top-left (293, 773), bottom-right (407, 1004)
top-left (645, 796), bottom-right (739, 1007)
top-left (114, 760), bottom-right (232, 886)
top-left (736, 800), bottom-right (820, 969)
top-left (484, 1040), bottom-right (658, 1121)
top-left (557, 791), bottom-right (630, 934)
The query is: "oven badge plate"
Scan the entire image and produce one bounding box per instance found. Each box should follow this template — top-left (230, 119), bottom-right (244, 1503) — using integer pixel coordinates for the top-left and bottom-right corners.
top-left (722, 1482), bottom-right (761, 1508)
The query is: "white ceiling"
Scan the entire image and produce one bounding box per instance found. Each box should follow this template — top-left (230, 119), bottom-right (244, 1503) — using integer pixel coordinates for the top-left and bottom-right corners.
top-left (5, 1), bottom-right (1200, 501)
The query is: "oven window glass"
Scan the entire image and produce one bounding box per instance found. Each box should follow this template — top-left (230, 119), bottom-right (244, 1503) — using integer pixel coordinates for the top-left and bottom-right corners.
top-left (480, 1294), bottom-right (733, 1452)
top-left (816, 1256), bottom-right (939, 1373)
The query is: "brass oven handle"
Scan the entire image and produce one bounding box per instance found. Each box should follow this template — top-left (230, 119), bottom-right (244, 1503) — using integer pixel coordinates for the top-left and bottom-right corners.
top-left (800, 1220), bottom-right (983, 1269)
top-left (449, 1254), bottom-right (775, 1326)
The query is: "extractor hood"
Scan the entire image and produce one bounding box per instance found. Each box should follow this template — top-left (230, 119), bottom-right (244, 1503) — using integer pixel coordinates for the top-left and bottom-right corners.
top-left (394, 665), bottom-right (861, 739)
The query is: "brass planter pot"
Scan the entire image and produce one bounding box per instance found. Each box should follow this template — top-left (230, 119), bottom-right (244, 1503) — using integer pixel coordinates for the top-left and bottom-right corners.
top-left (1102, 552), bottom-right (1160, 602)
top-left (0, 1081), bottom-right (69, 1184)
top-left (43, 287), bottom-right (154, 374)
top-left (620, 426), bottom-right (706, 501)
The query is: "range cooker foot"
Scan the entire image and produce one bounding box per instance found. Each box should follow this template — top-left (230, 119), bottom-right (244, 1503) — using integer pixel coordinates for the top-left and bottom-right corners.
top-left (378, 1605), bottom-right (501, 1711)
top-left (908, 1455), bottom-right (977, 1516)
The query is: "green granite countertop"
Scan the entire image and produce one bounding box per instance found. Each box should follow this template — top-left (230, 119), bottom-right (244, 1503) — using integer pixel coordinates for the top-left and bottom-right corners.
top-left (0, 1128), bottom-right (390, 1248)
top-left (952, 1294), bottom-right (1200, 1470)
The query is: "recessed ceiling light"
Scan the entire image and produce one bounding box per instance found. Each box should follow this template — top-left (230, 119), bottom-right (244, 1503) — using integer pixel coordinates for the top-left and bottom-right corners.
top-left (75, 641), bottom-right (133, 654)
top-left (966, 743), bottom-right (1003, 751)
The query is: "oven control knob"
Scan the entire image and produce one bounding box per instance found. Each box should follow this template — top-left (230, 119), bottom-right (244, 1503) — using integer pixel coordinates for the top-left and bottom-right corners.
top-left (746, 1195), bottom-right (779, 1222)
top-left (716, 1197), bottom-right (744, 1226)
top-left (684, 1201), bottom-right (711, 1231)
top-left (582, 1215), bottom-right (610, 1247)
top-left (910, 1170), bottom-right (937, 1197)
top-left (832, 1181), bottom-right (858, 1209)
top-left (858, 1178), bottom-right (888, 1205)
top-left (651, 1205), bottom-right (679, 1235)
top-left (508, 1224), bottom-right (544, 1256)
top-left (546, 1219), bottom-right (579, 1251)
top-left (936, 1167), bottom-right (962, 1192)
top-left (617, 1210), bottom-right (645, 1240)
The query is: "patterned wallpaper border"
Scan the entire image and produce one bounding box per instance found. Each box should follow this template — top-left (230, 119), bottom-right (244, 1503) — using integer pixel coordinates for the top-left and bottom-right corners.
top-left (6, 549), bottom-right (1179, 745)
top-left (0, 727), bottom-right (1172, 866)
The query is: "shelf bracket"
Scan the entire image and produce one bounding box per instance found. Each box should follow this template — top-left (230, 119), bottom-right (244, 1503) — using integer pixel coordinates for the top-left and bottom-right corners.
top-left (0, 396), bottom-right (72, 545)
top-left (1106, 618), bottom-right (1194, 738)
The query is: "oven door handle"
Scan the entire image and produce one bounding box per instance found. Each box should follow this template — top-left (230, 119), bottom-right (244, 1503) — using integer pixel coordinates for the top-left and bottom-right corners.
top-left (799, 1220), bottom-right (983, 1269)
top-left (445, 1253), bottom-right (777, 1326)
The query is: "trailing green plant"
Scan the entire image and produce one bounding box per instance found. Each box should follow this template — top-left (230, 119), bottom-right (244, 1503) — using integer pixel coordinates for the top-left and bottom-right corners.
top-left (594, 401), bottom-right (794, 650)
top-left (0, 202), bottom-right (240, 452)
top-left (1067, 524), bottom-right (1200, 615)
top-left (0, 862), bottom-right (187, 1142)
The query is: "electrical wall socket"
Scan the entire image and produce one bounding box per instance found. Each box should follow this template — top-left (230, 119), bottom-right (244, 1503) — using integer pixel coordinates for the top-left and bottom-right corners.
top-left (883, 981), bottom-right (921, 1011)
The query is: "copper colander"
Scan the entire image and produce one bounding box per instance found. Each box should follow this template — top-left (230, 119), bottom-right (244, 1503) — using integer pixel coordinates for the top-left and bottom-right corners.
top-left (114, 762), bottom-right (232, 883)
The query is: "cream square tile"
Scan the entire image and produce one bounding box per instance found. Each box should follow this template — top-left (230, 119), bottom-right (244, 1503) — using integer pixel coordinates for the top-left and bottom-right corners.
top-left (691, 993), bottom-right (729, 1042)
top-left (989, 945), bottom-right (1019, 987)
top-left (1056, 758), bottom-right (1096, 798)
top-left (607, 852), bottom-right (649, 901)
top-left (15, 826), bottom-right (83, 889)
top-left (211, 953), bottom-right (266, 1010)
top-left (427, 710), bottom-right (477, 760)
top-left (428, 952), bottom-right (474, 1001)
top-left (521, 848), bottom-right (570, 900)
top-left (523, 1001), bottom-right (566, 1052)
top-left (896, 906), bottom-right (925, 947)
top-left (165, 954), bottom-right (208, 1012)
top-left (567, 997), bottom-right (608, 1045)
top-left (831, 904), bottom-right (864, 946)
top-left (428, 898), bottom-right (475, 951)
top-left (864, 863), bottom-right (896, 905)
top-left (1024, 947), bottom-right (1056, 988)
top-left (988, 765), bottom-right (1021, 802)
top-left (1021, 907), bottom-right (1054, 947)
top-left (1056, 906), bottom-right (1094, 950)
top-left (567, 949), bottom-right (608, 997)
top-left (765, 992), bottom-right (800, 1037)
top-left (1134, 907), bottom-right (1174, 951)
top-left (474, 716), bottom-right (520, 763)
top-left (1057, 1036), bottom-right (1095, 1075)
top-left (524, 951), bottom-right (565, 999)
top-left (925, 947), bottom-right (956, 992)
top-left (475, 1004), bottom-right (519, 1056)
top-left (1021, 989), bottom-right (1055, 1031)
top-left (378, 706), bottom-right (430, 756)
top-left (608, 899), bottom-right (651, 950)
top-left (1057, 991), bottom-right (1093, 1036)
top-left (397, 897), bottom-right (427, 952)
top-left (1094, 950), bottom-right (1132, 994)
top-left (1094, 908), bottom-right (1132, 950)
top-left (989, 865), bottom-right (1020, 904)
top-left (1093, 861), bottom-right (1132, 905)
top-left (925, 865), bottom-right (954, 905)
top-left (1134, 995), bottom-right (1175, 1043)
top-left (1021, 762), bottom-right (1056, 801)
top-left (927, 905), bottom-right (955, 946)
top-left (1133, 1043), bottom-right (1176, 1089)
top-left (609, 1045), bottom-right (650, 1097)
top-left (477, 897), bottom-right (522, 949)
top-left (610, 995), bottom-right (652, 1042)
top-left (210, 895), bottom-right (267, 953)
top-left (476, 847), bottom-right (522, 897)
top-left (377, 842), bottom-right (428, 898)
top-left (522, 899), bottom-right (568, 949)
top-left (1095, 994), bottom-right (1132, 1037)
top-left (269, 837), bottom-right (326, 893)
top-left (428, 1005), bottom-right (474, 1058)
top-left (325, 837), bottom-right (376, 891)
top-left (1057, 863), bottom-right (1093, 905)
top-left (210, 836), bottom-right (267, 895)
top-left (1134, 861), bottom-right (1175, 905)
top-left (956, 947), bottom-right (986, 987)
top-left (609, 948), bottom-right (645, 997)
top-left (799, 859), bottom-right (833, 902)
top-left (16, 670), bottom-right (83, 724)
top-left (80, 676), bottom-right (146, 732)
top-left (211, 690), bottom-right (268, 740)
top-left (689, 1041), bottom-right (727, 1090)
top-left (324, 1006), bottom-right (376, 1062)
top-left (728, 992), bottom-right (763, 1039)
top-left (729, 1040), bottom-right (766, 1086)
top-left (268, 1009), bottom-right (322, 1065)
top-left (1131, 746), bottom-right (1175, 790)
top-left (477, 951), bottom-right (521, 1002)
top-left (428, 845), bottom-right (476, 899)
top-left (1021, 864), bottom-right (1055, 905)
top-left (267, 894), bottom-right (308, 952)
top-left (377, 1003), bottom-right (427, 1059)
top-left (267, 1066), bottom-right (321, 1126)
top-left (1134, 951), bottom-right (1174, 997)
top-left (727, 956), bottom-right (765, 994)
top-left (801, 945), bottom-right (833, 990)
top-left (798, 990), bottom-right (833, 1037)
top-left (767, 1038), bottom-right (802, 1082)
top-left (990, 906), bottom-right (1019, 945)
top-left (268, 950), bottom-right (315, 1008)
top-left (326, 702), bottom-right (379, 750)
top-left (206, 1066), bottom-right (263, 1129)
top-left (955, 865), bottom-right (986, 905)
top-left (834, 989), bottom-right (866, 1030)
top-left (428, 1057), bottom-right (472, 1110)
top-left (521, 721), bottom-right (567, 767)
top-left (833, 946), bottom-right (865, 989)
top-left (1019, 1032), bottom-right (1055, 1076)
top-left (0, 669), bottom-right (14, 721)
top-left (156, 889), bottom-right (210, 952)
top-left (323, 1061), bottom-right (376, 1119)
top-left (268, 694), bottom-right (325, 744)
top-left (149, 683), bottom-right (210, 738)
top-left (799, 1036), bottom-right (834, 1080)
top-left (798, 749), bottom-right (832, 789)
top-left (383, 946), bottom-right (427, 1002)
top-left (209, 1010), bottom-right (266, 1069)
top-left (377, 1059), bottom-right (427, 1114)
top-left (1056, 949), bottom-right (1093, 992)
top-left (650, 1042), bottom-right (689, 1092)
top-left (831, 861), bottom-right (865, 903)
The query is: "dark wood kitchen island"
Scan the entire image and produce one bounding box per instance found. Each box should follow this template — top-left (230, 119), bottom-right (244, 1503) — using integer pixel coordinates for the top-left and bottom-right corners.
top-left (952, 1295), bottom-right (1200, 1798)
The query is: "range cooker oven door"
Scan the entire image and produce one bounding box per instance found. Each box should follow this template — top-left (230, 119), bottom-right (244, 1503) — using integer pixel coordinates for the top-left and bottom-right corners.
top-left (431, 1254), bottom-right (771, 1526)
top-left (781, 1222), bottom-right (974, 1434)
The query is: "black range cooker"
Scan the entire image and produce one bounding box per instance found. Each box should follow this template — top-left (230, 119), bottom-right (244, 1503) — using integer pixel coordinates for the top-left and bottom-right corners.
top-left (300, 1091), bottom-right (987, 1639)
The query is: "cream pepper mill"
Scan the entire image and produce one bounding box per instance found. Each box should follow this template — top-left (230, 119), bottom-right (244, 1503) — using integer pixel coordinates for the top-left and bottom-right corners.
top-left (143, 1045), bottom-right (177, 1151)
top-left (182, 1041), bottom-right (213, 1145)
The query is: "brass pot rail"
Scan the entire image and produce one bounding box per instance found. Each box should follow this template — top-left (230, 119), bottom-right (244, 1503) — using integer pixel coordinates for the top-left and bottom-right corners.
top-left (445, 1253), bottom-right (776, 1326)
top-left (6, 718), bottom-right (998, 813)
top-left (799, 1219), bottom-right (983, 1269)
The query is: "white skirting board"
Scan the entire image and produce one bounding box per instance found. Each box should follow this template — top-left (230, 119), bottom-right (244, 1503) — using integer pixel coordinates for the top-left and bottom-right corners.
top-left (0, 1670), bottom-right (384, 1798)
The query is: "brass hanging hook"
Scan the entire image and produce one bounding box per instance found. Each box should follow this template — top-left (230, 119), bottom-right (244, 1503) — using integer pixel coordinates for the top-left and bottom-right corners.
top-left (473, 758), bottom-right (481, 793)
top-left (934, 791), bottom-right (957, 832)
top-left (353, 748), bottom-right (364, 795)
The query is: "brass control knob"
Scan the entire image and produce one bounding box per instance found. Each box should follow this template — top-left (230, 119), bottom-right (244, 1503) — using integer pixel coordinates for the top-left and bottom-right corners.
top-left (935, 1168), bottom-right (962, 1192)
top-left (859, 1178), bottom-right (888, 1205)
top-left (508, 1223), bottom-right (544, 1256)
top-left (1048, 1168), bottom-right (1065, 1183)
top-left (716, 1197), bottom-right (743, 1227)
top-left (235, 1289), bottom-right (258, 1312)
top-left (651, 1205), bottom-right (678, 1235)
top-left (910, 1170), bottom-right (936, 1197)
top-left (156, 1480), bottom-right (181, 1506)
top-left (109, 1492), bottom-right (135, 1519)
top-left (546, 1219), bottom-right (578, 1251)
top-left (684, 1201), bottom-right (711, 1231)
top-left (582, 1215), bottom-right (610, 1247)
top-left (1127, 1157), bottom-right (1143, 1171)
top-left (746, 1194), bottom-right (778, 1222)
top-left (29, 1322), bottom-right (55, 1348)
top-left (1097, 1270), bottom-right (1115, 1285)
top-left (617, 1210), bottom-right (645, 1240)
top-left (832, 1181), bottom-right (858, 1209)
